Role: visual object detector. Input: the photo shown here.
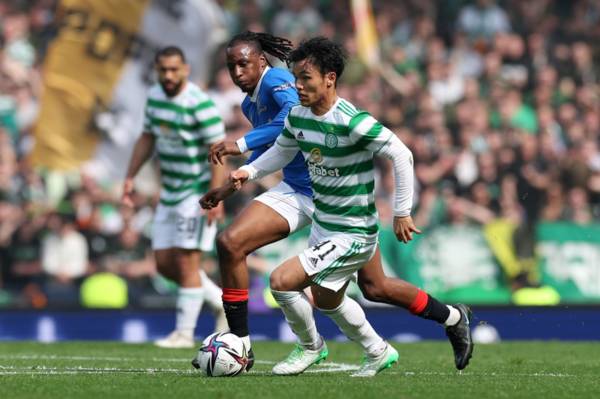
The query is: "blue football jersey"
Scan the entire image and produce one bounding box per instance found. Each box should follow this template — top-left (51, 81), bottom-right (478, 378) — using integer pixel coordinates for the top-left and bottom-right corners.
top-left (241, 67), bottom-right (312, 196)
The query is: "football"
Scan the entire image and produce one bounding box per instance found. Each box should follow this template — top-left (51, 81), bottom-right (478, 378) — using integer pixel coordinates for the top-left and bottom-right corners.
top-left (192, 332), bottom-right (248, 377)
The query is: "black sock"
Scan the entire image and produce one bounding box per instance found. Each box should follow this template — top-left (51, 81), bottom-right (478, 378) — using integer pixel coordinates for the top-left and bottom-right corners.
top-left (417, 295), bottom-right (450, 324)
top-left (223, 300), bottom-right (249, 337)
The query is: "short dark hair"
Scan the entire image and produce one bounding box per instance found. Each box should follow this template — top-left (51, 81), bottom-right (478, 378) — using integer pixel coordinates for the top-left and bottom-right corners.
top-left (155, 46), bottom-right (186, 63)
top-left (227, 31), bottom-right (293, 63)
top-left (288, 37), bottom-right (347, 81)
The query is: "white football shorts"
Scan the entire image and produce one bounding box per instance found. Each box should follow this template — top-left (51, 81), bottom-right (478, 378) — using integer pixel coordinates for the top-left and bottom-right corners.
top-left (254, 181), bottom-right (313, 233)
top-left (151, 194), bottom-right (217, 252)
top-left (299, 225), bottom-right (377, 292)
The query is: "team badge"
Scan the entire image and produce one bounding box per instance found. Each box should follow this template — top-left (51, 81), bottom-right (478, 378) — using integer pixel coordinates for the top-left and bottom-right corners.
top-left (325, 133), bottom-right (338, 148)
top-left (309, 148), bottom-right (323, 164)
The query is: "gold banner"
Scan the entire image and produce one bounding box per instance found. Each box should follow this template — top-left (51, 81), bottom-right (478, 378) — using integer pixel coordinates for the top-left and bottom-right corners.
top-left (31, 0), bottom-right (149, 170)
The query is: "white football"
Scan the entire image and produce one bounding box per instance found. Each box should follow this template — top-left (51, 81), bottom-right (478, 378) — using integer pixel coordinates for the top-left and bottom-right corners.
top-left (192, 332), bottom-right (248, 377)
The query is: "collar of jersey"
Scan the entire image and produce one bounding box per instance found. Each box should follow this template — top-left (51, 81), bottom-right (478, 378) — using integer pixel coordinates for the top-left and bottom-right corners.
top-left (308, 96), bottom-right (341, 120)
top-left (250, 66), bottom-right (270, 103)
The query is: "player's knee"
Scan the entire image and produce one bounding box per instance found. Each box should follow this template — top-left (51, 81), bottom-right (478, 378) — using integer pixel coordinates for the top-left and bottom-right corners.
top-left (216, 230), bottom-right (243, 259)
top-left (269, 269), bottom-right (287, 292)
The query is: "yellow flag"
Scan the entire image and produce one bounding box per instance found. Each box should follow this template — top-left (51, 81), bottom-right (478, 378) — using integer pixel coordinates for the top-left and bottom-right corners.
top-left (351, 0), bottom-right (380, 69)
top-left (31, 0), bottom-right (225, 177)
top-left (31, 0), bottom-right (150, 171)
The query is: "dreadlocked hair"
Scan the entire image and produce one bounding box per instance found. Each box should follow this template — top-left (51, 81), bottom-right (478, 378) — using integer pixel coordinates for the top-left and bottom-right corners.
top-left (228, 31), bottom-right (293, 63)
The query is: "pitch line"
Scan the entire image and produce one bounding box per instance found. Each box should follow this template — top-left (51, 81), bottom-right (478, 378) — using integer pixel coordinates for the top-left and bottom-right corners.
top-left (0, 363), bottom-right (581, 378)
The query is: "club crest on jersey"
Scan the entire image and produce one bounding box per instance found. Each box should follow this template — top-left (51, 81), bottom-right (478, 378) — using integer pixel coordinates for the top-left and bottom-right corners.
top-left (325, 133), bottom-right (338, 148)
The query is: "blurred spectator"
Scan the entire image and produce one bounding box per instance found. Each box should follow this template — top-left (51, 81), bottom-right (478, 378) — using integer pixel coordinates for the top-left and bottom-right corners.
top-left (1, 0), bottom-right (600, 307)
top-left (271, 0), bottom-right (322, 42)
top-left (457, 0), bottom-right (511, 46)
top-left (40, 208), bottom-right (89, 305)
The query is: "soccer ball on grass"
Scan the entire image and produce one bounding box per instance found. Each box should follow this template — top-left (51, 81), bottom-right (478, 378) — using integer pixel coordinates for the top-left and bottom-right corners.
top-left (192, 332), bottom-right (248, 377)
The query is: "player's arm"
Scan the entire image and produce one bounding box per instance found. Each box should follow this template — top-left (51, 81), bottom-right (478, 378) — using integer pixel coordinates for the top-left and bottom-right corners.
top-left (238, 90), bottom-right (296, 151)
top-left (209, 82), bottom-right (297, 164)
top-left (230, 119), bottom-right (299, 189)
top-left (377, 131), bottom-right (421, 243)
top-left (350, 113), bottom-right (420, 243)
top-left (122, 132), bottom-right (156, 207)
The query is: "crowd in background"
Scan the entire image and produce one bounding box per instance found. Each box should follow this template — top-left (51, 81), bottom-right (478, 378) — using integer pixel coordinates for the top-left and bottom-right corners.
top-left (1, 0), bottom-right (600, 308)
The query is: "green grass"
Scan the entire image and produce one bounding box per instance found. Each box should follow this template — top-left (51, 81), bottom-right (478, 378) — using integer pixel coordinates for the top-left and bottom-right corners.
top-left (1, 341), bottom-right (599, 399)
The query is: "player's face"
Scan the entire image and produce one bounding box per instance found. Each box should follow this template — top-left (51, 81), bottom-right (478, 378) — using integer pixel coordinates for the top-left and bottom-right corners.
top-left (155, 55), bottom-right (189, 97)
top-left (226, 44), bottom-right (266, 93)
top-left (292, 59), bottom-right (336, 108)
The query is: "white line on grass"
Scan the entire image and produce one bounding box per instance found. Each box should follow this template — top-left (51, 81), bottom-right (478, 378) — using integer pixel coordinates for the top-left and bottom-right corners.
top-left (0, 363), bottom-right (580, 378)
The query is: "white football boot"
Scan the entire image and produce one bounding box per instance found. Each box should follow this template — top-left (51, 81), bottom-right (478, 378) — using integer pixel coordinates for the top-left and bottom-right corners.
top-left (154, 330), bottom-right (195, 349)
top-left (350, 342), bottom-right (399, 377)
top-left (272, 340), bottom-right (329, 376)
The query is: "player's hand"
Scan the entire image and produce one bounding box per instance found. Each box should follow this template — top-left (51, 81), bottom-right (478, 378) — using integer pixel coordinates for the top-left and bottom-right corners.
top-left (393, 215), bottom-right (422, 244)
top-left (200, 185), bottom-right (234, 209)
top-left (121, 178), bottom-right (135, 208)
top-left (209, 140), bottom-right (242, 165)
top-left (206, 202), bottom-right (224, 226)
top-left (229, 169), bottom-right (249, 190)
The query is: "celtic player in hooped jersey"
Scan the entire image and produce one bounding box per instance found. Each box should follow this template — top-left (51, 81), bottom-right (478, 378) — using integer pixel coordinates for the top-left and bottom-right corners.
top-left (224, 37), bottom-right (474, 376)
top-left (122, 47), bottom-right (227, 349)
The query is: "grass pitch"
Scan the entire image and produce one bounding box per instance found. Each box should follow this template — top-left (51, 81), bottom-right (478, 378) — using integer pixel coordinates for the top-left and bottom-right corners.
top-left (0, 341), bottom-right (599, 399)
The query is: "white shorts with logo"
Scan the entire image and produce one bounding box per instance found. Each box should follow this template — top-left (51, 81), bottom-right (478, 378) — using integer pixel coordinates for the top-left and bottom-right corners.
top-left (151, 194), bottom-right (217, 252)
top-left (254, 181), bottom-right (313, 233)
top-left (299, 225), bottom-right (378, 292)
top-left (255, 181), bottom-right (377, 291)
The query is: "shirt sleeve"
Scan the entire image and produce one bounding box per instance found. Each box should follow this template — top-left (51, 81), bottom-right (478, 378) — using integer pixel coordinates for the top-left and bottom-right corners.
top-left (194, 97), bottom-right (225, 145)
top-left (143, 100), bottom-right (153, 134)
top-left (376, 133), bottom-right (415, 217)
top-left (240, 117), bottom-right (300, 179)
top-left (348, 111), bottom-right (395, 153)
top-left (243, 82), bottom-right (298, 151)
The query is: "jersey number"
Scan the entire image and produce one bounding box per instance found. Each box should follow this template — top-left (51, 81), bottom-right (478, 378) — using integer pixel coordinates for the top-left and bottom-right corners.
top-left (176, 216), bottom-right (198, 237)
top-left (312, 240), bottom-right (337, 261)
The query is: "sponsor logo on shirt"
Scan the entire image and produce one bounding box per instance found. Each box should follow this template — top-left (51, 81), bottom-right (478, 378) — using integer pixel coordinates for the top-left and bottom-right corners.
top-left (309, 148), bottom-right (323, 164)
top-left (273, 82), bottom-right (292, 92)
top-left (308, 162), bottom-right (341, 177)
top-left (298, 131), bottom-right (305, 140)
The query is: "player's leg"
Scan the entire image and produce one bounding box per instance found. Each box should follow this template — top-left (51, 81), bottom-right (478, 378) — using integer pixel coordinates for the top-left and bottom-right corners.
top-left (357, 248), bottom-right (473, 370)
top-left (300, 236), bottom-right (398, 377)
top-left (216, 201), bottom-right (289, 362)
top-left (153, 198), bottom-right (219, 348)
top-left (217, 183), bottom-right (312, 370)
top-left (312, 284), bottom-right (398, 378)
top-left (269, 257), bottom-right (328, 375)
top-left (154, 248), bottom-right (205, 348)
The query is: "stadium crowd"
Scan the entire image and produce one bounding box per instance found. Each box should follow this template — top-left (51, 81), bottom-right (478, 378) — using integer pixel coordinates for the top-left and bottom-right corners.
top-left (1, 0), bottom-right (599, 308)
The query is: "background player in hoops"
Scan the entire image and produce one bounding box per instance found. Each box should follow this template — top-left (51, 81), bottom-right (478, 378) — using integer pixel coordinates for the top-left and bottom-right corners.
top-left (204, 33), bottom-right (473, 371)
top-left (122, 47), bottom-right (227, 349)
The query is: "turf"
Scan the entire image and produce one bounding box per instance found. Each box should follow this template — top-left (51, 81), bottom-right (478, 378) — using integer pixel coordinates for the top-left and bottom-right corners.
top-left (0, 341), bottom-right (599, 399)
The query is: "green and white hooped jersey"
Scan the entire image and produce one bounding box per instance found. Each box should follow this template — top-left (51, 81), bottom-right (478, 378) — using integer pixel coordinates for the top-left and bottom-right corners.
top-left (143, 82), bottom-right (224, 206)
top-left (278, 98), bottom-right (395, 241)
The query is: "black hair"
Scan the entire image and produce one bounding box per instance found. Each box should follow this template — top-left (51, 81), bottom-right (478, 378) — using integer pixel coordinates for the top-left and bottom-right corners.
top-left (227, 31), bottom-right (293, 63)
top-left (155, 46), bottom-right (186, 63)
top-left (287, 37), bottom-right (347, 81)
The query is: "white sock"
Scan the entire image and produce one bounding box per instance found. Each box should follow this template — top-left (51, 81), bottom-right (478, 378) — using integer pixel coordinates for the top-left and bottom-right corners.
top-left (175, 287), bottom-right (205, 335)
top-left (199, 270), bottom-right (223, 311)
top-left (444, 306), bottom-right (461, 327)
top-left (271, 290), bottom-right (321, 349)
top-left (320, 296), bottom-right (386, 357)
